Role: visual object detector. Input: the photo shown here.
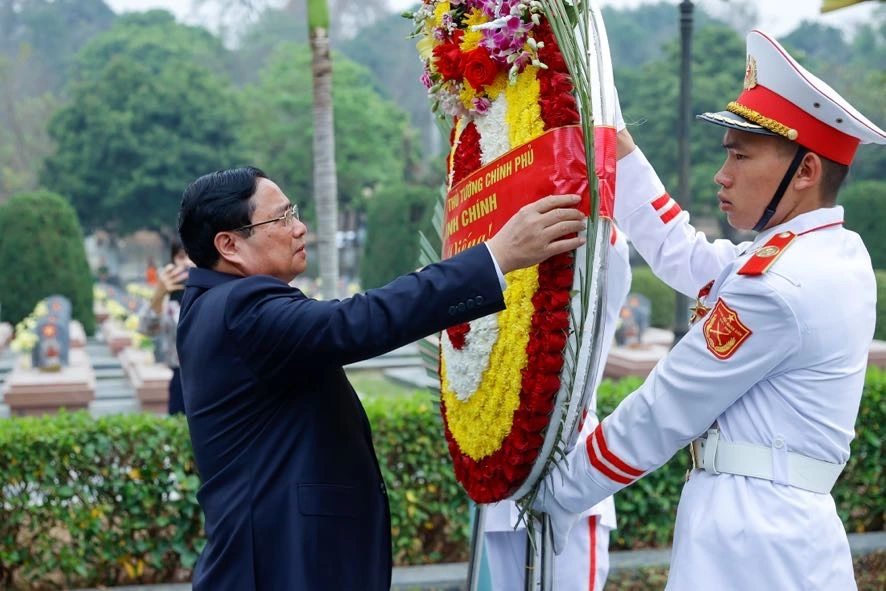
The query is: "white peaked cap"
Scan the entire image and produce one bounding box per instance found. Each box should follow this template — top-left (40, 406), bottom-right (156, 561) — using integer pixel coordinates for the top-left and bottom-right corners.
top-left (698, 29), bottom-right (885, 165)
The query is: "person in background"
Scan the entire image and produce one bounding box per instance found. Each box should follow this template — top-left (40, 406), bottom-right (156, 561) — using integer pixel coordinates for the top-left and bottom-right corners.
top-left (139, 240), bottom-right (193, 415)
top-left (483, 224), bottom-right (631, 591)
top-left (145, 256), bottom-right (158, 286)
top-left (175, 164), bottom-right (589, 591)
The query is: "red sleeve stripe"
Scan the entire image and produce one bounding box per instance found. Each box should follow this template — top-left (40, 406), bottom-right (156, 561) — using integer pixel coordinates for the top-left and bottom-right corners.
top-left (586, 434), bottom-right (634, 485)
top-left (659, 202), bottom-right (683, 224)
top-left (650, 193), bottom-right (671, 210)
top-left (593, 424), bottom-right (645, 477)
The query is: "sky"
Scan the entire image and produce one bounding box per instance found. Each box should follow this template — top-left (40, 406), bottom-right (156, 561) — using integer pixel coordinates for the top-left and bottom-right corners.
top-left (105, 0), bottom-right (881, 39)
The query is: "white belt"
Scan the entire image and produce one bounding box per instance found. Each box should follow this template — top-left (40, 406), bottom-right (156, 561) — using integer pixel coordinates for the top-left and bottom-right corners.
top-left (689, 429), bottom-right (845, 494)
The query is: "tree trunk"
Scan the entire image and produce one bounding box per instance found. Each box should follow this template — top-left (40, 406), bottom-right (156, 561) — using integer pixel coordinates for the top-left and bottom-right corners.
top-left (308, 0), bottom-right (339, 299)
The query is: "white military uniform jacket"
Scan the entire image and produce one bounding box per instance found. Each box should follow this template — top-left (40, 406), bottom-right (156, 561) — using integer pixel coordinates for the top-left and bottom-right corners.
top-left (540, 147), bottom-right (875, 590)
top-left (485, 225), bottom-right (632, 533)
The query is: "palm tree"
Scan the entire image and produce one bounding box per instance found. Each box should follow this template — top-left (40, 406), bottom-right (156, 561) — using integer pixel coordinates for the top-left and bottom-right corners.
top-left (307, 0), bottom-right (339, 299)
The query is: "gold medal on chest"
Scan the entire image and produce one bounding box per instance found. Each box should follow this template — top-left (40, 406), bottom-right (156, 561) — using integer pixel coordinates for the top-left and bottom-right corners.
top-left (689, 279), bottom-right (715, 327)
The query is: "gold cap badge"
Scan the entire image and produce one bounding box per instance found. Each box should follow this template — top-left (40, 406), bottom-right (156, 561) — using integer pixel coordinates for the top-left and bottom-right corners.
top-left (744, 55), bottom-right (758, 90)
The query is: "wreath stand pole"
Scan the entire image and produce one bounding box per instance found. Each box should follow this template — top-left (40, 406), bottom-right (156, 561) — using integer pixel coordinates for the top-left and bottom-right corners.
top-left (523, 512), bottom-right (554, 591)
top-left (466, 503), bottom-right (487, 591)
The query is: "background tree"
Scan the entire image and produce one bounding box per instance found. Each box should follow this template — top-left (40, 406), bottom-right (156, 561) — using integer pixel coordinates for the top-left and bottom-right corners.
top-left (0, 190), bottom-right (95, 333)
top-left (0, 0), bottom-right (116, 92)
top-left (840, 180), bottom-right (886, 269)
top-left (307, 0), bottom-right (339, 299)
top-left (0, 51), bottom-right (59, 201)
top-left (70, 10), bottom-right (232, 84)
top-left (0, 0), bottom-right (115, 201)
top-left (618, 25), bottom-right (746, 219)
top-left (360, 183), bottom-right (436, 289)
top-left (240, 45), bottom-right (414, 219)
top-left (40, 12), bottom-right (247, 236)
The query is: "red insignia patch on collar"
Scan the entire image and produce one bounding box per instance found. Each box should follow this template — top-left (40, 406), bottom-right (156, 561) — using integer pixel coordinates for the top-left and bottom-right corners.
top-left (702, 298), bottom-right (752, 360)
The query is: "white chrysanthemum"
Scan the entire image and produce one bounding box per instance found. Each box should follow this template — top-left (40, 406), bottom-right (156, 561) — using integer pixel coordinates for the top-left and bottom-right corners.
top-left (475, 95), bottom-right (511, 164)
top-left (441, 314), bottom-right (500, 400)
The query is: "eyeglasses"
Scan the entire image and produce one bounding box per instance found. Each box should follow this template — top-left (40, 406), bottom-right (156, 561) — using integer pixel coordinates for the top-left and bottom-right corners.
top-left (233, 204), bottom-right (299, 233)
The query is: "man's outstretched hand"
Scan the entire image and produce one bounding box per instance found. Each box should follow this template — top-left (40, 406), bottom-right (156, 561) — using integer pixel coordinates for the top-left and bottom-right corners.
top-left (487, 194), bottom-right (587, 275)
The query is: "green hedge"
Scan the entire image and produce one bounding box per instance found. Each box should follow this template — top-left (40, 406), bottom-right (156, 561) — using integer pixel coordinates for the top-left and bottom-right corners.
top-left (629, 266), bottom-right (677, 330)
top-left (1, 369), bottom-right (883, 588)
top-left (0, 413), bottom-right (201, 589)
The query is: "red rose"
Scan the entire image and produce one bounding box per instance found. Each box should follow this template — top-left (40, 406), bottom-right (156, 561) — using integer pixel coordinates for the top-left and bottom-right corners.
top-left (462, 47), bottom-right (499, 90)
top-left (433, 32), bottom-right (464, 81)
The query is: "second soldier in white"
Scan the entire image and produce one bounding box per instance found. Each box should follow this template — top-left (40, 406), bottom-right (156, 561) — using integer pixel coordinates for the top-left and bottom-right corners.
top-left (534, 29), bottom-right (885, 590)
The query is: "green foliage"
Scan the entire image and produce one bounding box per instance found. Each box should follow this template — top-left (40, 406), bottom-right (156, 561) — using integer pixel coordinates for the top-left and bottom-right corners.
top-left (0, 412), bottom-right (201, 589)
top-left (70, 10), bottom-right (230, 84)
top-left (619, 25), bottom-right (746, 219)
top-left (0, 190), bottom-right (94, 333)
top-left (875, 270), bottom-right (886, 341)
top-left (2, 368), bottom-right (883, 587)
top-left (597, 369), bottom-right (886, 549)
top-left (0, 0), bottom-right (116, 92)
top-left (240, 44), bottom-right (415, 219)
top-left (832, 366), bottom-right (885, 534)
top-left (360, 183), bottom-right (437, 289)
top-left (629, 266), bottom-right (677, 330)
top-left (340, 12), bottom-right (430, 148)
top-left (596, 377), bottom-right (688, 549)
top-left (40, 15), bottom-right (247, 234)
top-left (307, 0), bottom-right (330, 30)
top-left (364, 395), bottom-right (472, 565)
top-left (841, 180), bottom-right (886, 270)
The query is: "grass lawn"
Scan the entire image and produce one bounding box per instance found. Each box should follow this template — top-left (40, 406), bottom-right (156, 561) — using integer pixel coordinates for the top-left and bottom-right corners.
top-left (346, 368), bottom-right (429, 398)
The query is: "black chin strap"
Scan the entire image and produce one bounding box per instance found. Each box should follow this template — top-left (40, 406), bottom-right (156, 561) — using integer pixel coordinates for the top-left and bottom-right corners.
top-left (753, 146), bottom-right (809, 232)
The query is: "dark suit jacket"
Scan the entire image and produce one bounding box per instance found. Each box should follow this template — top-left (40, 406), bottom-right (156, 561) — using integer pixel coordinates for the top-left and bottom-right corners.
top-left (177, 244), bottom-right (505, 590)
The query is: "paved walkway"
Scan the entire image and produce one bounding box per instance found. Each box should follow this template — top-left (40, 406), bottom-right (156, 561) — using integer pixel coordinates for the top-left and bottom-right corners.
top-left (71, 532), bottom-right (886, 591)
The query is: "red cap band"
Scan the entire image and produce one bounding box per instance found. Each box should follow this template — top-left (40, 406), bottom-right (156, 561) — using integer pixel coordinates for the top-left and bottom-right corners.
top-left (735, 85), bottom-right (859, 165)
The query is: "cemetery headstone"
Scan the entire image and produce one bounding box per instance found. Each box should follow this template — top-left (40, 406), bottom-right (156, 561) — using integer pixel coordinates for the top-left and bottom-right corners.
top-left (43, 295), bottom-right (72, 322)
top-left (31, 318), bottom-right (70, 370)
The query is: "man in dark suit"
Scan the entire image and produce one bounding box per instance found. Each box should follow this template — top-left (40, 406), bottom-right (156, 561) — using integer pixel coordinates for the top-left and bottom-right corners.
top-left (176, 166), bottom-right (588, 590)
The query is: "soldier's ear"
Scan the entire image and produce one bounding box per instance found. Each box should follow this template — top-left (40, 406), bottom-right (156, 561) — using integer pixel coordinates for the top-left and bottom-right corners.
top-left (793, 151), bottom-right (823, 193)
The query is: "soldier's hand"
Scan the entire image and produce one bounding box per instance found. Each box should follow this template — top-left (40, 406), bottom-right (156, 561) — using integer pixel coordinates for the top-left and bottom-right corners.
top-left (486, 194), bottom-right (586, 275)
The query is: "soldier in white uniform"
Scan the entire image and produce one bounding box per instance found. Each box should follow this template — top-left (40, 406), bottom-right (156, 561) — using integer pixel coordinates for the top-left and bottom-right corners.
top-left (534, 29), bottom-right (886, 590)
top-left (483, 227), bottom-right (632, 591)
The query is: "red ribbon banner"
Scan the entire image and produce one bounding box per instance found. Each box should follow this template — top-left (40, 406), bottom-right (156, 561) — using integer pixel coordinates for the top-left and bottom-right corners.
top-left (443, 126), bottom-right (592, 259)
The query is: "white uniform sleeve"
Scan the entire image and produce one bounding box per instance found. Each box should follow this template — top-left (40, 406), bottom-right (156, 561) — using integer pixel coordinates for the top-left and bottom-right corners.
top-left (537, 275), bottom-right (801, 513)
top-left (614, 148), bottom-right (748, 297)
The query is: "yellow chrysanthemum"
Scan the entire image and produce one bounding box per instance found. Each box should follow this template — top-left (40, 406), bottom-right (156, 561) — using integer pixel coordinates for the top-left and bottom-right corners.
top-left (485, 73), bottom-right (509, 101)
top-left (459, 83), bottom-right (479, 110)
top-left (460, 8), bottom-right (487, 51)
top-left (505, 66), bottom-right (544, 146)
top-left (433, 1), bottom-right (451, 27)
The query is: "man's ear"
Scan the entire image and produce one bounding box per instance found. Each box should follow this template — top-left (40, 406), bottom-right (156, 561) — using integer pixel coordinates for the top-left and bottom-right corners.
top-left (213, 231), bottom-right (243, 266)
top-left (794, 151), bottom-right (823, 192)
